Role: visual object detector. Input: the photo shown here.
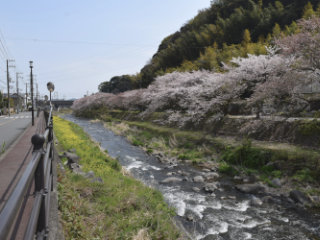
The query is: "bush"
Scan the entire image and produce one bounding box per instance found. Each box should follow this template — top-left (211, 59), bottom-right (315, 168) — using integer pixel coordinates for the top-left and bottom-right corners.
top-left (298, 120), bottom-right (320, 137)
top-left (218, 162), bottom-right (238, 175)
top-left (222, 139), bottom-right (271, 169)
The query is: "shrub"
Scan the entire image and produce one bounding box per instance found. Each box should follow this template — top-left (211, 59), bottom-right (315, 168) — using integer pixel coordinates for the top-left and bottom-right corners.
top-left (222, 139), bottom-right (271, 169)
top-left (218, 162), bottom-right (238, 175)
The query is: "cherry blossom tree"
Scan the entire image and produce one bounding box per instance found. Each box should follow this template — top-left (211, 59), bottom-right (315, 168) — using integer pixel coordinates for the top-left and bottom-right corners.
top-left (72, 17), bottom-right (320, 125)
top-left (276, 17), bottom-right (320, 70)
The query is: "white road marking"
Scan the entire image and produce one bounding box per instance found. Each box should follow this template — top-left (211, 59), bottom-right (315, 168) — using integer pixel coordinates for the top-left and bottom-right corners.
top-left (0, 115), bottom-right (31, 119)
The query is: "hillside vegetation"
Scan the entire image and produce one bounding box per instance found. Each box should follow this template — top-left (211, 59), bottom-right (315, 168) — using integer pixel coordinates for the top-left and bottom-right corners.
top-left (98, 0), bottom-right (320, 93)
top-left (74, 13), bottom-right (320, 131)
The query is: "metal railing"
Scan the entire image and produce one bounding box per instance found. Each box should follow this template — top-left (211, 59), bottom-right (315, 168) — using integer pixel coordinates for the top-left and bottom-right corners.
top-left (0, 106), bottom-right (54, 240)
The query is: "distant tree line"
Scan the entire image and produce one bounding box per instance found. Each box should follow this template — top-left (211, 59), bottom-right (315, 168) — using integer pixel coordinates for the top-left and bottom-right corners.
top-left (99, 0), bottom-right (320, 94)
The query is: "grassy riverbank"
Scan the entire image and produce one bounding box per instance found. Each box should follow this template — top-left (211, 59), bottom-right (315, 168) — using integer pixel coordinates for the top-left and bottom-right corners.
top-left (53, 116), bottom-right (181, 239)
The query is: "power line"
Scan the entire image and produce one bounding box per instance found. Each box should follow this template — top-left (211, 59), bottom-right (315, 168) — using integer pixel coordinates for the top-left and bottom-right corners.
top-left (0, 30), bottom-right (12, 58)
top-left (7, 37), bottom-right (156, 47)
top-left (0, 49), bottom-right (7, 62)
top-left (0, 37), bottom-right (9, 58)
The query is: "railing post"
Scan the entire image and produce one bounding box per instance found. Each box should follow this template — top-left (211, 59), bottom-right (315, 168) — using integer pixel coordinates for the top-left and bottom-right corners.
top-left (48, 107), bottom-right (54, 159)
top-left (49, 111), bottom-right (54, 192)
top-left (31, 134), bottom-right (47, 236)
top-left (32, 134), bottom-right (45, 152)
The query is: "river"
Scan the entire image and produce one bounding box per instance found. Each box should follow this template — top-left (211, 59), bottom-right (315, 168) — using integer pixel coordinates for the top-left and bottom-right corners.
top-left (62, 115), bottom-right (320, 240)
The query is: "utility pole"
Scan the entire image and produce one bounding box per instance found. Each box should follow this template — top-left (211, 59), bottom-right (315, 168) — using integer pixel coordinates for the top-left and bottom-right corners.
top-left (6, 60), bottom-right (9, 116)
top-left (6, 59), bottom-right (15, 116)
top-left (29, 61), bottom-right (34, 126)
top-left (16, 72), bottom-right (22, 113)
top-left (36, 82), bottom-right (39, 105)
top-left (25, 82), bottom-right (28, 109)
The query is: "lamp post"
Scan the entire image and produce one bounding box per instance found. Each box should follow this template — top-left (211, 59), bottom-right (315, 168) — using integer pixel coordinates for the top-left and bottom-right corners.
top-left (29, 61), bottom-right (34, 126)
top-left (47, 82), bottom-right (55, 106)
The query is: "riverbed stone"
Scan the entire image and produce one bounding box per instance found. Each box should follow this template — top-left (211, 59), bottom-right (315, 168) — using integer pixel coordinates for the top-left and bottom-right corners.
top-left (180, 171), bottom-right (190, 177)
top-left (192, 187), bottom-right (201, 192)
top-left (71, 163), bottom-right (85, 176)
top-left (235, 183), bottom-right (266, 194)
top-left (204, 172), bottom-right (219, 181)
top-left (262, 196), bottom-right (275, 204)
top-left (243, 175), bottom-right (258, 183)
top-left (250, 196), bottom-right (263, 206)
top-left (165, 162), bottom-right (178, 169)
top-left (65, 152), bottom-right (80, 166)
top-left (271, 178), bottom-right (282, 188)
top-left (160, 177), bottom-right (183, 184)
top-left (193, 175), bottom-right (205, 183)
top-left (183, 177), bottom-right (192, 182)
top-left (186, 214), bottom-right (194, 222)
top-left (234, 176), bottom-right (242, 181)
top-left (154, 152), bottom-right (164, 160)
top-left (203, 183), bottom-right (219, 193)
top-left (69, 148), bottom-right (76, 153)
top-left (85, 170), bottom-right (95, 179)
top-left (91, 177), bottom-right (103, 184)
top-left (198, 161), bottom-right (215, 169)
top-left (310, 196), bottom-right (320, 207)
top-left (289, 190), bottom-right (311, 206)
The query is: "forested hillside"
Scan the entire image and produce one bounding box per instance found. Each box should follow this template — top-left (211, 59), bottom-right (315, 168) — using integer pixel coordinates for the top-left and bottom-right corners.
top-left (99, 0), bottom-right (320, 93)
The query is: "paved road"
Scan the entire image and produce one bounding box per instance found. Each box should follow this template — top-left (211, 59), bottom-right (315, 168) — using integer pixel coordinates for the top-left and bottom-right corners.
top-left (0, 112), bottom-right (31, 152)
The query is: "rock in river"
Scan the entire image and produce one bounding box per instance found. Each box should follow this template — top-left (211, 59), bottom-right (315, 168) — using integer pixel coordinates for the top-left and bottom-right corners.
top-left (160, 177), bottom-right (183, 184)
top-left (204, 172), bottom-right (219, 181)
top-left (235, 183), bottom-right (265, 194)
top-left (204, 183), bottom-right (219, 193)
top-left (271, 178), bottom-right (282, 188)
top-left (193, 175), bottom-right (205, 183)
top-left (250, 196), bottom-right (263, 206)
top-left (289, 190), bottom-right (311, 206)
top-left (192, 187), bottom-right (201, 192)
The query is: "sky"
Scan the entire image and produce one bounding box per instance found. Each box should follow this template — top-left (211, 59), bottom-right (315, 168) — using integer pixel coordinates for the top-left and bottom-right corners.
top-left (0, 0), bottom-right (211, 99)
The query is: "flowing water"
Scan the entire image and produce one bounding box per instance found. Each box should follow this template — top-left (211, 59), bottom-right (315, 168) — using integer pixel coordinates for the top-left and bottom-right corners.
top-left (62, 115), bottom-right (320, 240)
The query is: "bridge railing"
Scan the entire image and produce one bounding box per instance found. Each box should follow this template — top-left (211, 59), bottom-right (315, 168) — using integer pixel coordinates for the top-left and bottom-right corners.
top-left (0, 106), bottom-right (54, 240)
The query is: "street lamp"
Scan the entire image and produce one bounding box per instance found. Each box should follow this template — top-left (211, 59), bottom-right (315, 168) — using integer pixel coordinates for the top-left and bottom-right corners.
top-left (47, 82), bottom-right (55, 106)
top-left (29, 61), bottom-right (34, 126)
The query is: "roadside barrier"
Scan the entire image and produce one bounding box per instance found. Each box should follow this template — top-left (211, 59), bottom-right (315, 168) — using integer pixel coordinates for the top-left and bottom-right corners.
top-left (0, 106), bottom-right (54, 240)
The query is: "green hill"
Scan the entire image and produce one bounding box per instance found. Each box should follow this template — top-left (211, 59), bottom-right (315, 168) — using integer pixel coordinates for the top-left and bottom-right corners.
top-left (99, 0), bottom-right (320, 93)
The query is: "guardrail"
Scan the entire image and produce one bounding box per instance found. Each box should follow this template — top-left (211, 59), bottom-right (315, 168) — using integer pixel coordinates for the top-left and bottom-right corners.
top-left (0, 106), bottom-right (54, 240)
